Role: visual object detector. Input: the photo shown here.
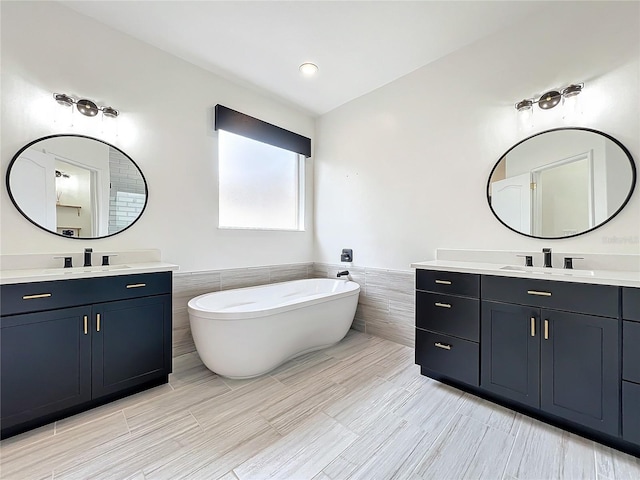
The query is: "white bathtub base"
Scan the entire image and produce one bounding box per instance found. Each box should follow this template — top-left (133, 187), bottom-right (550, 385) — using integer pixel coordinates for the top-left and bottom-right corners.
top-left (209, 341), bottom-right (340, 380)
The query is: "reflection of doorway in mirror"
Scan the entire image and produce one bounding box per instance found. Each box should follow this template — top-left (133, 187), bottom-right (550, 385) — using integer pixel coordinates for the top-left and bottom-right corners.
top-left (10, 150), bottom-right (57, 231)
top-left (532, 152), bottom-right (594, 237)
top-left (490, 172), bottom-right (532, 234)
top-left (54, 160), bottom-right (94, 237)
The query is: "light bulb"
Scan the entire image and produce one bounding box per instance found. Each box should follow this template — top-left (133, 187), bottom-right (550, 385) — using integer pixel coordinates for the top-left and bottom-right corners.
top-left (299, 63), bottom-right (318, 76)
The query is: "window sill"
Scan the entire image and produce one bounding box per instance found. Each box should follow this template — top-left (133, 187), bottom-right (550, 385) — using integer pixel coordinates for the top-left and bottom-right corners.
top-left (218, 226), bottom-right (306, 232)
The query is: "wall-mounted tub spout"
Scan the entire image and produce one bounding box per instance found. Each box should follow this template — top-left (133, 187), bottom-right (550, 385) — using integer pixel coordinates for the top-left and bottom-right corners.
top-left (337, 270), bottom-right (350, 278)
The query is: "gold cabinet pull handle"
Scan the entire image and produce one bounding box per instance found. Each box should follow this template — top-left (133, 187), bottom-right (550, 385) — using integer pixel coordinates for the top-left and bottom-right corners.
top-left (544, 320), bottom-right (549, 340)
top-left (96, 313), bottom-right (101, 332)
top-left (435, 280), bottom-right (452, 285)
top-left (126, 283), bottom-right (146, 289)
top-left (83, 315), bottom-right (88, 335)
top-left (22, 293), bottom-right (52, 300)
top-left (530, 317), bottom-right (536, 337)
top-left (527, 290), bottom-right (552, 297)
top-left (435, 302), bottom-right (451, 308)
top-left (434, 342), bottom-right (452, 350)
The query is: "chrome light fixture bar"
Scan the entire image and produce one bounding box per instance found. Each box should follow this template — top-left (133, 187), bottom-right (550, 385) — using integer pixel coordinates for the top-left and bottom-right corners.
top-left (515, 83), bottom-right (583, 111)
top-left (53, 93), bottom-right (119, 118)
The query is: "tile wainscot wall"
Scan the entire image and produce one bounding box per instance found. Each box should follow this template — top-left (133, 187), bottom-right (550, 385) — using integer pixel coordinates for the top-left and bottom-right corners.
top-left (171, 263), bottom-right (415, 356)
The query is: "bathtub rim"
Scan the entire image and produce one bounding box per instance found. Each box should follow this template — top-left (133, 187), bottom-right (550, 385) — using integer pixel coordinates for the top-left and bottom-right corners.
top-left (187, 278), bottom-right (360, 320)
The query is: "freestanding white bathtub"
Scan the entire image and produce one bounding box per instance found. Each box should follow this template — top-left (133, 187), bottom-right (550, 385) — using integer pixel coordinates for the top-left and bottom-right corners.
top-left (187, 278), bottom-right (360, 379)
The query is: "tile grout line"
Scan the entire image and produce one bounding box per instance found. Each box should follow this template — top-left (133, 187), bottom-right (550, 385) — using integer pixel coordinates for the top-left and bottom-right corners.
top-left (188, 411), bottom-right (205, 433)
top-left (456, 411), bottom-right (520, 438)
top-left (122, 410), bottom-right (132, 435)
top-left (500, 415), bottom-right (524, 480)
top-left (408, 392), bottom-right (467, 467)
top-left (462, 418), bottom-right (502, 479)
top-left (269, 374), bottom-right (287, 387)
top-left (593, 442), bottom-right (598, 480)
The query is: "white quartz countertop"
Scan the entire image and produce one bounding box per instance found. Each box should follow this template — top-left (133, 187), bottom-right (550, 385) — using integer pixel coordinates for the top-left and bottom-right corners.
top-left (0, 262), bottom-right (179, 285)
top-left (411, 260), bottom-right (640, 288)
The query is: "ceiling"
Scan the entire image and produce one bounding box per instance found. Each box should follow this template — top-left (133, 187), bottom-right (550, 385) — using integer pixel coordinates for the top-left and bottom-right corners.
top-left (61, 1), bottom-right (546, 116)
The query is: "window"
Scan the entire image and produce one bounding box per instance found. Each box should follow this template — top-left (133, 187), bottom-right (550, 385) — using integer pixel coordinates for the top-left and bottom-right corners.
top-left (218, 131), bottom-right (304, 230)
top-left (215, 105), bottom-right (311, 231)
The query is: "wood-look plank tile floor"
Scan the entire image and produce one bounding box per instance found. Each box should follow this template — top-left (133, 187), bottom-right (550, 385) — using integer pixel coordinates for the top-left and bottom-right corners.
top-left (1, 330), bottom-right (639, 480)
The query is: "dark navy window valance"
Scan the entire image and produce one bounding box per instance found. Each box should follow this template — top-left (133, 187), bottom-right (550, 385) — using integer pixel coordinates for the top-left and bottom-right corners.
top-left (215, 105), bottom-right (311, 158)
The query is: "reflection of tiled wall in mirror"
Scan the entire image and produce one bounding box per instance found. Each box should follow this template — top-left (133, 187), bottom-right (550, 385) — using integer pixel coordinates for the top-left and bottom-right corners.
top-left (109, 191), bottom-right (145, 235)
top-left (108, 148), bottom-right (145, 234)
top-left (108, 148), bottom-right (145, 195)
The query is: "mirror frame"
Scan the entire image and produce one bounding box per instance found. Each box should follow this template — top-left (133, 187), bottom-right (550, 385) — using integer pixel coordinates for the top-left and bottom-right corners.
top-left (486, 127), bottom-right (636, 239)
top-left (6, 134), bottom-right (148, 240)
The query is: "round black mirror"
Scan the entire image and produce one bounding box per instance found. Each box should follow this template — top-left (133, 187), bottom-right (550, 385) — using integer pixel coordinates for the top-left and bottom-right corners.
top-left (487, 128), bottom-right (636, 239)
top-left (6, 134), bottom-right (148, 239)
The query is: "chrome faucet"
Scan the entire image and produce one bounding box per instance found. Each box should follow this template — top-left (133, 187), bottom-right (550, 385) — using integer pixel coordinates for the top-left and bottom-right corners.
top-left (543, 248), bottom-right (552, 268)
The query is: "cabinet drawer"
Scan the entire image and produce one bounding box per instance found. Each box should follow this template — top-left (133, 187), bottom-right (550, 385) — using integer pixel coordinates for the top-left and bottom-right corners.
top-left (0, 272), bottom-right (172, 316)
top-left (623, 381), bottom-right (640, 445)
top-left (623, 287), bottom-right (640, 321)
top-left (415, 329), bottom-right (479, 386)
top-left (415, 270), bottom-right (479, 297)
top-left (416, 292), bottom-right (479, 341)
top-left (482, 275), bottom-right (618, 318)
top-left (623, 321), bottom-right (640, 383)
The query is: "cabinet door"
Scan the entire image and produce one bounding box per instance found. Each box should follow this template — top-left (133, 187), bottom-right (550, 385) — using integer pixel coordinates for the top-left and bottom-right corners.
top-left (1, 307), bottom-right (91, 431)
top-left (540, 310), bottom-right (619, 436)
top-left (623, 381), bottom-right (640, 445)
top-left (92, 295), bottom-right (171, 398)
top-left (481, 301), bottom-right (540, 408)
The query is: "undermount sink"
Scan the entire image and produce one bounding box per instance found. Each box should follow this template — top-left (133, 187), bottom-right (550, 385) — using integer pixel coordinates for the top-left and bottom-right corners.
top-left (63, 265), bottom-right (131, 274)
top-left (500, 265), bottom-right (595, 277)
top-left (42, 265), bottom-right (131, 275)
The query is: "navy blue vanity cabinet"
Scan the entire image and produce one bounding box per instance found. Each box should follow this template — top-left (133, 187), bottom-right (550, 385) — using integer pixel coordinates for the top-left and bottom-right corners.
top-left (481, 275), bottom-right (620, 436)
top-left (623, 382), bottom-right (640, 446)
top-left (0, 307), bottom-right (92, 432)
top-left (622, 287), bottom-right (640, 321)
top-left (415, 270), bottom-right (480, 386)
top-left (0, 271), bottom-right (172, 439)
top-left (539, 310), bottom-right (619, 436)
top-left (481, 301), bottom-right (540, 408)
top-left (92, 295), bottom-right (172, 398)
top-left (622, 287), bottom-right (640, 446)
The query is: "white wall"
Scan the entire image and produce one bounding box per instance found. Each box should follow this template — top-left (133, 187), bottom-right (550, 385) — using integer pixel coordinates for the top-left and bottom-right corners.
top-left (0, 1), bottom-right (315, 272)
top-left (314, 1), bottom-right (640, 271)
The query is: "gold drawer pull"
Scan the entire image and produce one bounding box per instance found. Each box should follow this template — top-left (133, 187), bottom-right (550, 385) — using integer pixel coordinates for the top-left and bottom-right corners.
top-left (530, 317), bottom-right (535, 337)
top-left (527, 290), bottom-right (552, 297)
top-left (435, 280), bottom-right (452, 285)
top-left (126, 283), bottom-right (146, 289)
top-left (434, 342), bottom-right (452, 350)
top-left (435, 302), bottom-right (451, 308)
top-left (544, 319), bottom-right (549, 340)
top-left (83, 316), bottom-right (88, 335)
top-left (97, 313), bottom-right (101, 332)
top-left (22, 293), bottom-right (52, 300)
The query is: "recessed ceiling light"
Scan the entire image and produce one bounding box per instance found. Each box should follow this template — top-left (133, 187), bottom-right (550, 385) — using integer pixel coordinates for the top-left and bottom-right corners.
top-left (299, 63), bottom-right (318, 76)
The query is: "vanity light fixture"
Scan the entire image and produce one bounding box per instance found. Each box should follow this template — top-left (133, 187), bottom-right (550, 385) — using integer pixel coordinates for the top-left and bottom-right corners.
top-left (537, 90), bottom-right (562, 110)
top-left (515, 83), bottom-right (584, 112)
top-left (299, 62), bottom-right (319, 77)
top-left (102, 106), bottom-right (119, 118)
top-left (54, 93), bottom-right (74, 107)
top-left (76, 99), bottom-right (99, 117)
top-left (52, 93), bottom-right (120, 118)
